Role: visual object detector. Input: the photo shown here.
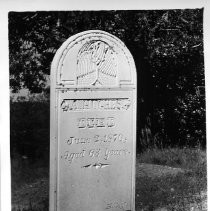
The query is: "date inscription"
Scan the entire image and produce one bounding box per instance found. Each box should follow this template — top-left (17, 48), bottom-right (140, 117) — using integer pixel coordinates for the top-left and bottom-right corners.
top-left (66, 133), bottom-right (127, 145)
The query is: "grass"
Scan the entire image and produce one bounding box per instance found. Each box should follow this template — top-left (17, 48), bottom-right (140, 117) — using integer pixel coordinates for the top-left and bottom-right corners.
top-left (138, 147), bottom-right (206, 170)
top-left (11, 155), bottom-right (49, 211)
top-left (11, 154), bottom-right (49, 190)
top-left (11, 147), bottom-right (207, 211)
top-left (136, 147), bottom-right (207, 210)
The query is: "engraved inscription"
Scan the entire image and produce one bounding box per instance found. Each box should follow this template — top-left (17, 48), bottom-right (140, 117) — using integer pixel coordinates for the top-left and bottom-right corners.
top-left (104, 149), bottom-right (130, 160)
top-left (94, 134), bottom-right (127, 144)
top-left (61, 98), bottom-right (131, 111)
top-left (63, 123), bottom-right (130, 166)
top-left (66, 133), bottom-right (127, 146)
top-left (63, 147), bottom-right (130, 165)
top-left (77, 117), bottom-right (115, 129)
top-left (89, 148), bottom-right (101, 157)
top-left (66, 137), bottom-right (91, 145)
top-left (106, 202), bottom-right (128, 210)
top-left (63, 150), bottom-right (86, 163)
top-left (77, 40), bottom-right (118, 86)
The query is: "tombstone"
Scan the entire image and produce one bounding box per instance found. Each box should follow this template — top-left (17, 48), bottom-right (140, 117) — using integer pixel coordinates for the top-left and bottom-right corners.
top-left (50, 30), bottom-right (137, 211)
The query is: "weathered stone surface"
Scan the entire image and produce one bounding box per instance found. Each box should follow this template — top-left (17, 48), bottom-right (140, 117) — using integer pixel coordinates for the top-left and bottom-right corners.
top-left (50, 30), bottom-right (136, 211)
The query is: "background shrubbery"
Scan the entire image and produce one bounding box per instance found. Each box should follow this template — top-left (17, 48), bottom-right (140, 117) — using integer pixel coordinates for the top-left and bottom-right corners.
top-left (10, 99), bottom-right (49, 164)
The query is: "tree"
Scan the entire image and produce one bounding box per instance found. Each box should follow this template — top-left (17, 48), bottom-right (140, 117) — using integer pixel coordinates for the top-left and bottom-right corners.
top-left (9, 10), bottom-right (205, 148)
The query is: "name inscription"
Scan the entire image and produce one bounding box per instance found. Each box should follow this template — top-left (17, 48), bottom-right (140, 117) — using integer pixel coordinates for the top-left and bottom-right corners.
top-left (61, 98), bottom-right (131, 111)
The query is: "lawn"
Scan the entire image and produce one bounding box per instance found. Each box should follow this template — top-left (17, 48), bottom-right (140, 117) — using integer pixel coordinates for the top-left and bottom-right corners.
top-left (136, 147), bottom-right (207, 210)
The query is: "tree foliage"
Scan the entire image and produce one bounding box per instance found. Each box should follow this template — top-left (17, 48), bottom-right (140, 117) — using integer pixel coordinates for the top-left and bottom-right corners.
top-left (9, 10), bottom-right (205, 149)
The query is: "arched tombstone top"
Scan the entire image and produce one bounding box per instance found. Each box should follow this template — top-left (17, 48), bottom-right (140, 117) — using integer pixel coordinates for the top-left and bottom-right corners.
top-left (51, 30), bottom-right (136, 89)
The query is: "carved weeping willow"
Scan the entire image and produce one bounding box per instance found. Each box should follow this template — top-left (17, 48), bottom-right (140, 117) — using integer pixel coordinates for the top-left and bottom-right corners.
top-left (77, 40), bottom-right (118, 86)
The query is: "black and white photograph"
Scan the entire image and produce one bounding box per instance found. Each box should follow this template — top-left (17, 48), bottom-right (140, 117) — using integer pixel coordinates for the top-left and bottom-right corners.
top-left (1, 1), bottom-right (208, 211)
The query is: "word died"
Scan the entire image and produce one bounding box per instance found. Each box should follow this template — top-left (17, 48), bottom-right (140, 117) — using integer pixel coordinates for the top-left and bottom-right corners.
top-left (78, 117), bottom-right (115, 129)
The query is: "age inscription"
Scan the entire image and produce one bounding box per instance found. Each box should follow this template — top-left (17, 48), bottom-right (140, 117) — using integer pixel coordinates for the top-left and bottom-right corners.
top-left (63, 148), bottom-right (130, 164)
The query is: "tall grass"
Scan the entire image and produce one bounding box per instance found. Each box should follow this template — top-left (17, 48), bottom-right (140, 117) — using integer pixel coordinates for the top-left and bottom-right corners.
top-left (138, 146), bottom-right (206, 170)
